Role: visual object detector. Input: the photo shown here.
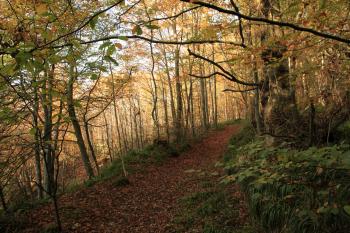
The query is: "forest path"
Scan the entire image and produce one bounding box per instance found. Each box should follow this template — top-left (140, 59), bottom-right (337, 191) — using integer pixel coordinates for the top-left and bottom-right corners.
top-left (26, 125), bottom-right (240, 233)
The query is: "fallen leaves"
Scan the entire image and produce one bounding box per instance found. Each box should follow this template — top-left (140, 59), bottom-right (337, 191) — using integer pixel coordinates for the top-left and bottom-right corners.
top-left (23, 126), bottom-right (240, 233)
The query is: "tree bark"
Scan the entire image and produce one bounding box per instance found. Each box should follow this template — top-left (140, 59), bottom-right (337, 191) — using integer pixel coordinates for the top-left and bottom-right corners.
top-left (83, 118), bottom-right (99, 174)
top-left (67, 63), bottom-right (95, 179)
top-left (42, 66), bottom-right (54, 196)
top-left (32, 76), bottom-right (43, 199)
top-left (174, 47), bottom-right (183, 142)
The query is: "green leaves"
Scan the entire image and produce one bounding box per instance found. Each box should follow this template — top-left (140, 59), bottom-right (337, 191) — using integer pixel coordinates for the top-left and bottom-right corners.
top-left (224, 129), bottom-right (350, 233)
top-left (0, 63), bottom-right (17, 76)
top-left (29, 128), bottom-right (36, 136)
top-left (15, 51), bottom-right (32, 66)
top-left (89, 15), bottom-right (99, 29)
top-left (99, 41), bottom-right (113, 50)
top-left (106, 45), bottom-right (116, 56)
top-left (131, 24), bottom-right (159, 36)
top-left (344, 206), bottom-right (350, 215)
top-left (117, 36), bottom-right (129, 41)
top-left (48, 54), bottom-right (62, 64)
top-left (103, 55), bottom-right (118, 66)
top-left (90, 74), bottom-right (99, 80)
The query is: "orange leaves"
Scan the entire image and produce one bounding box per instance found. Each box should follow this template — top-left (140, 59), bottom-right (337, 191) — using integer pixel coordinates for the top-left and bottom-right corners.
top-left (115, 43), bottom-right (123, 50)
top-left (132, 25), bottom-right (143, 35)
top-left (36, 3), bottom-right (48, 15)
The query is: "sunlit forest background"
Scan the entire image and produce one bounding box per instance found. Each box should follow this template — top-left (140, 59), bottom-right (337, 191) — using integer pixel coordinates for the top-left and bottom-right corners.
top-left (0, 0), bottom-right (349, 232)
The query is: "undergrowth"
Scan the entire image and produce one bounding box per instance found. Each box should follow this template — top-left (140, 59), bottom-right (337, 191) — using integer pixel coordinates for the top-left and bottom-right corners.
top-left (171, 172), bottom-right (255, 233)
top-left (223, 123), bottom-right (350, 233)
top-left (81, 142), bottom-right (179, 188)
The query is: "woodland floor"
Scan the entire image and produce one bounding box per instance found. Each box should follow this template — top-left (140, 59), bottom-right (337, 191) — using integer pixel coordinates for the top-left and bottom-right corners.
top-left (23, 125), bottom-right (247, 233)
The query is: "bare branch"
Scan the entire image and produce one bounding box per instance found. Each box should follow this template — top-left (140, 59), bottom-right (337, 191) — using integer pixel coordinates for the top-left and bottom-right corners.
top-left (189, 71), bottom-right (232, 81)
top-left (146, 6), bottom-right (202, 23)
top-left (53, 35), bottom-right (244, 48)
top-left (230, 0), bottom-right (245, 47)
top-left (188, 49), bottom-right (258, 86)
top-left (223, 88), bottom-right (256, 92)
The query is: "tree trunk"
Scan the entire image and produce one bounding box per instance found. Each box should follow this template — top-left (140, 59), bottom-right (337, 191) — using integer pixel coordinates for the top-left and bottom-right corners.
top-left (67, 64), bottom-right (95, 179)
top-left (160, 43), bottom-right (176, 133)
top-left (175, 47), bottom-right (183, 142)
top-left (42, 66), bottom-right (54, 196)
top-left (149, 21), bottom-right (160, 141)
top-left (200, 62), bottom-right (209, 130)
top-left (109, 63), bottom-right (125, 155)
top-left (211, 45), bottom-right (218, 128)
top-left (32, 76), bottom-right (43, 199)
top-left (161, 80), bottom-right (170, 142)
top-left (103, 112), bottom-right (113, 162)
top-left (253, 62), bottom-right (262, 135)
top-left (83, 118), bottom-right (99, 174)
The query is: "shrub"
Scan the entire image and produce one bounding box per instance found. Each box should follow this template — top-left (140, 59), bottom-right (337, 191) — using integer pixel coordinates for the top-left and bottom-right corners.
top-left (334, 120), bottom-right (350, 143)
top-left (173, 188), bottom-right (244, 233)
top-left (223, 121), bottom-right (256, 163)
top-left (223, 140), bottom-right (350, 233)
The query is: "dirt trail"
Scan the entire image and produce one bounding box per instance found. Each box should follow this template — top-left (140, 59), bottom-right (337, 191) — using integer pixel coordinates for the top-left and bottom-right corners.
top-left (25, 125), bottom-right (239, 233)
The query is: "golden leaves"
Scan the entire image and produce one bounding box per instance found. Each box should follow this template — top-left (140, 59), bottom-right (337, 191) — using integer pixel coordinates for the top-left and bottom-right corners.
top-left (115, 43), bottom-right (123, 50)
top-left (36, 3), bottom-right (48, 15)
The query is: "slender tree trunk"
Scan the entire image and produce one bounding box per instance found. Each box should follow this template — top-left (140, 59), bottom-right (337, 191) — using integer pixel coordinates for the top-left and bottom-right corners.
top-left (24, 168), bottom-right (33, 198)
top-left (137, 97), bottom-right (144, 147)
top-left (128, 100), bottom-right (135, 148)
top-left (146, 8), bottom-right (160, 141)
top-left (83, 118), bottom-right (99, 174)
top-left (211, 45), bottom-right (218, 128)
top-left (200, 62), bottom-right (209, 130)
top-left (160, 44), bottom-right (176, 132)
top-left (183, 72), bottom-right (190, 136)
top-left (253, 62), bottom-right (262, 134)
top-left (121, 104), bottom-right (129, 151)
top-left (109, 63), bottom-right (125, 155)
top-left (103, 112), bottom-right (113, 162)
top-left (42, 66), bottom-right (54, 196)
top-left (161, 80), bottom-right (170, 142)
top-left (32, 76), bottom-right (43, 199)
top-left (67, 64), bottom-right (95, 179)
top-left (131, 99), bottom-right (141, 149)
top-left (175, 47), bottom-right (183, 142)
top-left (189, 78), bottom-right (195, 137)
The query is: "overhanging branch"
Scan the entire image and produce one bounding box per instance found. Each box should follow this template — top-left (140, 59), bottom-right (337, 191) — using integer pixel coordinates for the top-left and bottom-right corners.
top-left (230, 0), bottom-right (245, 47)
top-left (188, 49), bottom-right (257, 86)
top-left (146, 6), bottom-right (202, 23)
top-left (180, 0), bottom-right (350, 44)
top-left (223, 88), bottom-right (256, 92)
top-left (189, 71), bottom-right (233, 81)
top-left (52, 35), bottom-right (244, 48)
top-left (35, 0), bottom-right (127, 50)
